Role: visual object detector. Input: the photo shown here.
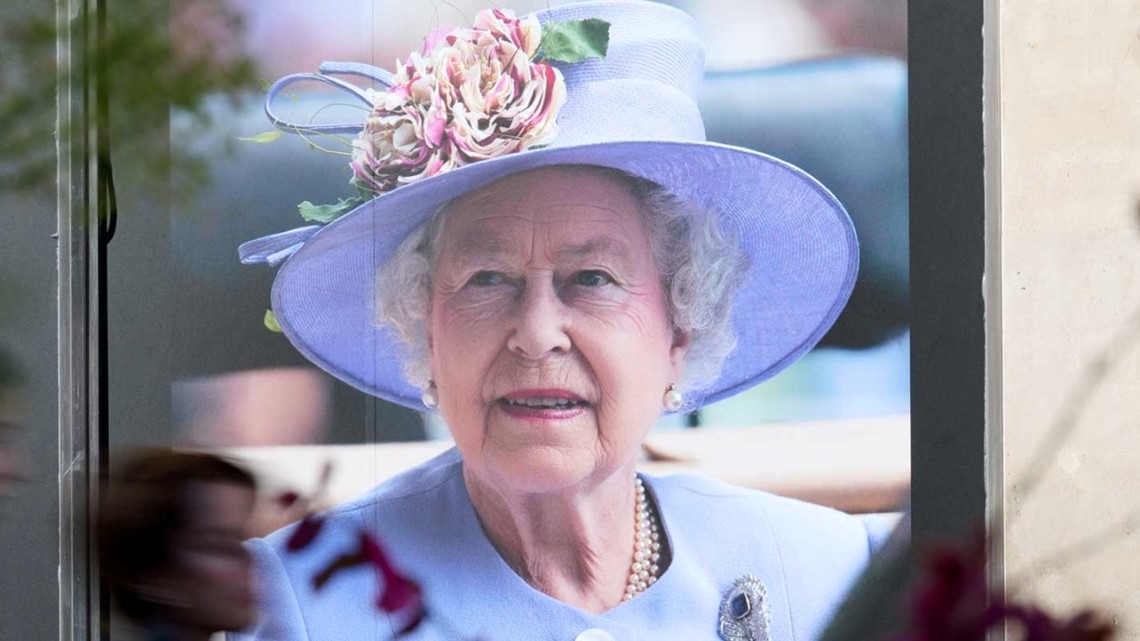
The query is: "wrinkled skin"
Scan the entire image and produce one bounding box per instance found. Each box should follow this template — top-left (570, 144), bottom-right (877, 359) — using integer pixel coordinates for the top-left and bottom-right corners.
top-left (427, 165), bottom-right (689, 496)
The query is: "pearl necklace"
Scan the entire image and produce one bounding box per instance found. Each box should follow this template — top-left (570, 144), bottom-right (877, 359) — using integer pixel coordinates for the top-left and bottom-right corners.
top-left (623, 477), bottom-right (661, 600)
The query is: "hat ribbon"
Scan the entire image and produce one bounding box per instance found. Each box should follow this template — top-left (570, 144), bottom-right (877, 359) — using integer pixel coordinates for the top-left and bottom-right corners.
top-left (246, 61), bottom-right (395, 267)
top-left (265, 61), bottom-right (395, 135)
top-left (238, 225), bottom-right (321, 267)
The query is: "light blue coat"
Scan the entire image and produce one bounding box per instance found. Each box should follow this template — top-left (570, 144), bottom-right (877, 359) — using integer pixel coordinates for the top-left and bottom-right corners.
top-left (232, 448), bottom-right (888, 641)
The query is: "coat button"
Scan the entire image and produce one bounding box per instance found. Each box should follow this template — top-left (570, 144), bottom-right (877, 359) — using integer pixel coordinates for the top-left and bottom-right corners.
top-left (575, 628), bottom-right (616, 641)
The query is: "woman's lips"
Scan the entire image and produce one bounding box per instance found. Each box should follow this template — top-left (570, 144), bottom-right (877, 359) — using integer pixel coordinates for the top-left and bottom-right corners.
top-left (497, 389), bottom-right (589, 420)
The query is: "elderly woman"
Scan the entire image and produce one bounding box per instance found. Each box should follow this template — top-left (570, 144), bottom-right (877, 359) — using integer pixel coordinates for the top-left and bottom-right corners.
top-left (235, 2), bottom-right (881, 640)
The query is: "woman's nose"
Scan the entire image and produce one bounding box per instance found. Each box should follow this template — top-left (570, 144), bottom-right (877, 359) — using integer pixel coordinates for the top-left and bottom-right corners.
top-left (507, 280), bottom-right (571, 360)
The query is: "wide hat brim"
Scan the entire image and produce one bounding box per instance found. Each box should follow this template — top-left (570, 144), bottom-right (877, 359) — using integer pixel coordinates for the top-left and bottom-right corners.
top-left (270, 138), bottom-right (858, 412)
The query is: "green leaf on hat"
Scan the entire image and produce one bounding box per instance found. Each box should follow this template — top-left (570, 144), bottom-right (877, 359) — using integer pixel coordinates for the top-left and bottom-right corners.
top-left (237, 131), bottom-right (284, 144)
top-left (297, 196), bottom-right (364, 224)
top-left (263, 310), bottom-right (283, 333)
top-left (540, 18), bottom-right (610, 64)
top-left (355, 184), bottom-right (377, 201)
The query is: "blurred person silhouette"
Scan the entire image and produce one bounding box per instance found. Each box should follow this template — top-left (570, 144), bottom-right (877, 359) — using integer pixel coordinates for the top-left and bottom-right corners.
top-left (0, 346), bottom-right (27, 510)
top-left (99, 450), bottom-right (259, 641)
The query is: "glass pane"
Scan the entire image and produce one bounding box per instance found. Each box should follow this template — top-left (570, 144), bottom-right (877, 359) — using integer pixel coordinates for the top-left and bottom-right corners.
top-left (103, 1), bottom-right (909, 638)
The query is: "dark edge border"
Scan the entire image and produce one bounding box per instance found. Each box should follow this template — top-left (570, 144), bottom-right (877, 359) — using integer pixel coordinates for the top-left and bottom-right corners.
top-left (909, 0), bottom-right (989, 548)
top-left (982, 0), bottom-right (1005, 620)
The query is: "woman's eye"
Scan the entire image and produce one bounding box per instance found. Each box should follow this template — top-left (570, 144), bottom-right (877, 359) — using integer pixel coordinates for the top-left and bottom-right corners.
top-left (571, 270), bottom-right (614, 287)
top-left (468, 271), bottom-right (506, 286)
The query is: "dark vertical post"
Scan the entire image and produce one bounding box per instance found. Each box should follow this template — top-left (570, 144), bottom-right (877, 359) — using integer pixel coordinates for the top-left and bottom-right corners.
top-left (908, 0), bottom-right (988, 543)
top-left (93, 0), bottom-right (114, 634)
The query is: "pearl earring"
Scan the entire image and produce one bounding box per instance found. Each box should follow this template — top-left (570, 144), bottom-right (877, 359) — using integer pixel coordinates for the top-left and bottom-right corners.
top-left (421, 381), bottom-right (439, 409)
top-left (662, 383), bottom-right (683, 411)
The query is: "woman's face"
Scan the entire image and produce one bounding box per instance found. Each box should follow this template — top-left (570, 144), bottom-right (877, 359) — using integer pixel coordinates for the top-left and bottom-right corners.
top-left (428, 167), bottom-right (688, 494)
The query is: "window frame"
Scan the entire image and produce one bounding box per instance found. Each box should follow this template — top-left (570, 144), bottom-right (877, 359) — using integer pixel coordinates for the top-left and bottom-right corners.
top-left (56, 0), bottom-right (994, 637)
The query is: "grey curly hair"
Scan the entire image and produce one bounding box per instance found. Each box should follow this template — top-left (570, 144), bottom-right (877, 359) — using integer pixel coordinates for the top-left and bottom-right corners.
top-left (376, 167), bottom-right (747, 404)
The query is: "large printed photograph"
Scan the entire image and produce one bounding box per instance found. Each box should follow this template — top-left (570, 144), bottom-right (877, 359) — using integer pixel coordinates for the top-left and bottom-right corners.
top-left (159, 1), bottom-right (909, 639)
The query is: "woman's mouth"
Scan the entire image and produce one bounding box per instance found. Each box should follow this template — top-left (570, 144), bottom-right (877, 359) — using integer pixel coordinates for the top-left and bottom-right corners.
top-left (497, 391), bottom-right (589, 419)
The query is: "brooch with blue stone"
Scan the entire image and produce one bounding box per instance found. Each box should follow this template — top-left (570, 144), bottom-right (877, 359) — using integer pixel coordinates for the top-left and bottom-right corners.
top-left (718, 575), bottom-right (770, 641)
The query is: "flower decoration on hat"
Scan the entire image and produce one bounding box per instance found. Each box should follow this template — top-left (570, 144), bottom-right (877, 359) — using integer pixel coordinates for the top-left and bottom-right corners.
top-left (249, 9), bottom-right (610, 225)
top-left (352, 9), bottom-right (567, 194)
top-left (244, 8), bottom-right (610, 332)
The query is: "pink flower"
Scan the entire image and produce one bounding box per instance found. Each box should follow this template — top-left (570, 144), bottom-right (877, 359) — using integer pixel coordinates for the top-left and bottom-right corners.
top-left (276, 490), bottom-right (301, 509)
top-left (895, 535), bottom-right (1115, 641)
top-left (420, 25), bottom-right (455, 55)
top-left (350, 8), bottom-right (566, 193)
top-left (285, 513), bottom-right (325, 552)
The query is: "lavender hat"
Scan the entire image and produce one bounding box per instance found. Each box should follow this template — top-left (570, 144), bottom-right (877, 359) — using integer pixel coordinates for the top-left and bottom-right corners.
top-left (240, 0), bottom-right (858, 412)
